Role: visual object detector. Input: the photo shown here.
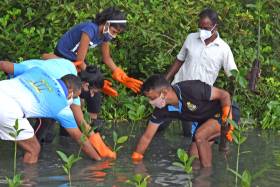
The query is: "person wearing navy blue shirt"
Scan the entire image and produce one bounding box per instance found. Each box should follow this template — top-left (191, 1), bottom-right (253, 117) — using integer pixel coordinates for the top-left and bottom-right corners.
top-left (0, 67), bottom-right (101, 163)
top-left (42, 7), bottom-right (143, 122)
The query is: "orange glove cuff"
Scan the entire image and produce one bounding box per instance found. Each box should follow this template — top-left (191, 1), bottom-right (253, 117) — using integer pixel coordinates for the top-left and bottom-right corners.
top-left (131, 152), bottom-right (143, 161)
top-left (222, 106), bottom-right (232, 123)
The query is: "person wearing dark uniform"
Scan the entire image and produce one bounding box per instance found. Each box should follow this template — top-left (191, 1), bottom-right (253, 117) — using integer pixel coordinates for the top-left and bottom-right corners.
top-left (131, 74), bottom-right (238, 167)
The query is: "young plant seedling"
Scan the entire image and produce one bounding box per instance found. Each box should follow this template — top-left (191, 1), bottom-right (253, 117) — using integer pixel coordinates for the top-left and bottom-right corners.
top-left (78, 121), bottom-right (94, 157)
top-left (173, 149), bottom-right (195, 187)
top-left (227, 119), bottom-right (251, 187)
top-left (6, 174), bottom-right (22, 187)
top-left (126, 173), bottom-right (150, 187)
top-left (56, 150), bottom-right (82, 187)
top-left (112, 130), bottom-right (128, 152)
top-left (173, 148), bottom-right (196, 174)
top-left (6, 119), bottom-right (23, 187)
top-left (227, 169), bottom-right (251, 187)
top-left (126, 100), bottom-right (150, 139)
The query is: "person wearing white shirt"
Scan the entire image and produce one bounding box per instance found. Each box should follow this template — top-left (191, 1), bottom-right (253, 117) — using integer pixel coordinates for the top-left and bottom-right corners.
top-left (165, 8), bottom-right (238, 137)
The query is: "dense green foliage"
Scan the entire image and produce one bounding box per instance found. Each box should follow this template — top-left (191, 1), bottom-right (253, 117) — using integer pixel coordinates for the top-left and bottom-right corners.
top-left (0, 0), bottom-right (279, 128)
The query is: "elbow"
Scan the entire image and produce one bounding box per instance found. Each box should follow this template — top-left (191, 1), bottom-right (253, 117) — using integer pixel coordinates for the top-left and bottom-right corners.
top-left (222, 91), bottom-right (231, 103)
top-left (0, 61), bottom-right (5, 71)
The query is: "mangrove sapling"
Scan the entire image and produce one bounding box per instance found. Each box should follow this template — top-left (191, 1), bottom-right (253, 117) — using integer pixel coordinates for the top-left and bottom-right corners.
top-left (56, 150), bottom-right (82, 187)
top-left (126, 174), bottom-right (150, 187)
top-left (56, 121), bottom-right (91, 186)
top-left (112, 130), bottom-right (128, 152)
top-left (6, 119), bottom-right (23, 187)
top-left (227, 119), bottom-right (252, 187)
top-left (126, 101), bottom-right (150, 139)
top-left (173, 148), bottom-right (196, 187)
top-left (78, 121), bottom-right (95, 157)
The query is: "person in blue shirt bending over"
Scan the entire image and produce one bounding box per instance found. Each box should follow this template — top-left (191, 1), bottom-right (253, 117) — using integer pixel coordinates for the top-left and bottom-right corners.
top-left (42, 7), bottom-right (142, 122)
top-left (0, 67), bottom-right (102, 164)
top-left (0, 58), bottom-right (117, 159)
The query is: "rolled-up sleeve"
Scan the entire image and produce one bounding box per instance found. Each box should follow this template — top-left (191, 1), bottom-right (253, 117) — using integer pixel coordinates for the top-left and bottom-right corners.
top-left (223, 45), bottom-right (237, 77)
top-left (176, 38), bottom-right (188, 61)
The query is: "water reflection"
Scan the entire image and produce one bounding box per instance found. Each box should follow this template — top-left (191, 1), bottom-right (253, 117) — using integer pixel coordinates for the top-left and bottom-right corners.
top-left (0, 127), bottom-right (279, 186)
top-left (80, 160), bottom-right (113, 182)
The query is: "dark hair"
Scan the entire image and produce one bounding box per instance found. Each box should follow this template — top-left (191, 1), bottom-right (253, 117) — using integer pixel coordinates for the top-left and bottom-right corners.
top-left (78, 65), bottom-right (104, 89)
top-left (61, 74), bottom-right (82, 94)
top-left (94, 7), bottom-right (126, 31)
top-left (199, 8), bottom-right (219, 25)
top-left (141, 74), bottom-right (170, 94)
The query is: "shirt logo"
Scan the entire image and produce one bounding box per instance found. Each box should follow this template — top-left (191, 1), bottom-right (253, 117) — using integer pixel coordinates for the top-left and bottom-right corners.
top-left (28, 80), bottom-right (53, 93)
top-left (186, 101), bottom-right (197, 111)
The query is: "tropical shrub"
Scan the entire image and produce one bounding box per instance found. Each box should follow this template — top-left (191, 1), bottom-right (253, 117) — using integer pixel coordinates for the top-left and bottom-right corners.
top-left (0, 0), bottom-right (279, 128)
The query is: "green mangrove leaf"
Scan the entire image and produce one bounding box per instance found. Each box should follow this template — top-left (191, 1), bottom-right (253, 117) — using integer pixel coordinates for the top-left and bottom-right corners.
top-left (113, 131), bottom-right (118, 143)
top-left (56, 151), bottom-right (68, 163)
top-left (239, 136), bottom-right (247, 144)
top-left (241, 170), bottom-right (251, 187)
top-left (173, 162), bottom-right (185, 169)
top-left (117, 136), bottom-right (128, 144)
top-left (134, 174), bottom-right (143, 183)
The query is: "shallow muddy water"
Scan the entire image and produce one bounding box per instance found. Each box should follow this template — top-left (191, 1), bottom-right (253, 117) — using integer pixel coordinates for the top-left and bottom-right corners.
top-left (0, 122), bottom-right (280, 187)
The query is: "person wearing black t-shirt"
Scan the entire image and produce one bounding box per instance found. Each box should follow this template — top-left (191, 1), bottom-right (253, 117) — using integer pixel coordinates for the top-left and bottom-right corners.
top-left (131, 74), bottom-right (236, 167)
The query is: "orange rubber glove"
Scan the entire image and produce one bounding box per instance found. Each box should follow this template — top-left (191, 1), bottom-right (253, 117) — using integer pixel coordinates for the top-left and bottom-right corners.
top-left (131, 151), bottom-right (144, 161)
top-left (222, 106), bottom-right (234, 142)
top-left (89, 133), bottom-right (116, 159)
top-left (74, 61), bottom-right (86, 72)
top-left (112, 67), bottom-right (143, 93)
top-left (102, 80), bottom-right (118, 97)
top-left (226, 125), bottom-right (234, 142)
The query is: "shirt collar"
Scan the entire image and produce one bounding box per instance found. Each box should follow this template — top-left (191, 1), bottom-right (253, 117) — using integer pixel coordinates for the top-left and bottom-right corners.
top-left (57, 79), bottom-right (68, 97)
top-left (167, 84), bottom-right (183, 112)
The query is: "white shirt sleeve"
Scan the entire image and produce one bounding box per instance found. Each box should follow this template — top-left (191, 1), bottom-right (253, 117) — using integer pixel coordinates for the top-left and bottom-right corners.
top-left (223, 45), bottom-right (238, 77)
top-left (176, 38), bottom-right (188, 61)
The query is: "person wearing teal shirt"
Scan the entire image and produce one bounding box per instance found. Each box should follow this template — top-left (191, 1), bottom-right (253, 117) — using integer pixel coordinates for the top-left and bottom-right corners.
top-left (0, 59), bottom-right (117, 159)
top-left (0, 67), bottom-right (101, 163)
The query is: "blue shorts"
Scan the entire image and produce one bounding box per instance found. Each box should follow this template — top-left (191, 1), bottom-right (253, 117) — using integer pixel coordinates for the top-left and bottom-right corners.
top-left (191, 118), bottom-right (222, 141)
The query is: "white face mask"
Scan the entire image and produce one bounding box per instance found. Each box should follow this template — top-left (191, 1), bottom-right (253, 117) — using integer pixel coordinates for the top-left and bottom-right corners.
top-left (67, 92), bottom-right (74, 105)
top-left (199, 24), bottom-right (216, 41)
top-left (149, 93), bottom-right (166, 109)
top-left (67, 97), bottom-right (74, 105)
top-left (103, 22), bottom-right (116, 40)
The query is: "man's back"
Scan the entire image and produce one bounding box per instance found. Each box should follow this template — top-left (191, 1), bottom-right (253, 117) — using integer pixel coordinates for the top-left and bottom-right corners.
top-left (0, 67), bottom-right (68, 118)
top-left (15, 58), bottom-right (77, 78)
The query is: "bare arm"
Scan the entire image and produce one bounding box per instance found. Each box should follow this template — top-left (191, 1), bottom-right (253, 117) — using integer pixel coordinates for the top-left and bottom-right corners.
top-left (75, 32), bottom-right (91, 70)
top-left (101, 42), bottom-right (118, 71)
top-left (135, 123), bottom-right (159, 154)
top-left (165, 59), bottom-right (184, 81)
top-left (210, 87), bottom-right (231, 108)
top-left (65, 127), bottom-right (101, 160)
top-left (70, 104), bottom-right (95, 136)
top-left (0, 60), bottom-right (14, 74)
